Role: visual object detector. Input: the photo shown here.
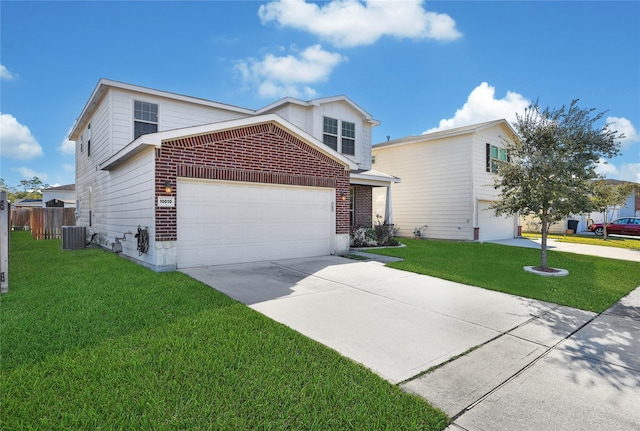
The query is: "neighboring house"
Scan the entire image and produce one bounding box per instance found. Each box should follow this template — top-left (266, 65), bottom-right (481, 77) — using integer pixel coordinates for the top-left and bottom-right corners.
top-left (69, 79), bottom-right (398, 271)
top-left (42, 184), bottom-right (76, 208)
top-left (371, 119), bottom-right (518, 242)
top-left (521, 179), bottom-right (640, 234)
top-left (13, 199), bottom-right (42, 208)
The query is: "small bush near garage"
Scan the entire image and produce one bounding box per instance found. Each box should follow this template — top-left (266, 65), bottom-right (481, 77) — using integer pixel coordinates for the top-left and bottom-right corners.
top-left (350, 223), bottom-right (400, 247)
top-left (1, 231), bottom-right (448, 431)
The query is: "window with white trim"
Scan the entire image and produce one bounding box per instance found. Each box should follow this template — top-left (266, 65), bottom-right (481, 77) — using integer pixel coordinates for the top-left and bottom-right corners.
top-left (342, 121), bottom-right (355, 155)
top-left (486, 143), bottom-right (507, 173)
top-left (323, 116), bottom-right (356, 155)
top-left (134, 101), bottom-right (158, 139)
top-left (323, 117), bottom-right (338, 151)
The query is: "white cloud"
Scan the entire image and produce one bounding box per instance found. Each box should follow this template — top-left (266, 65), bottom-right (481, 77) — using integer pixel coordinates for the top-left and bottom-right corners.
top-left (236, 44), bottom-right (345, 99)
top-left (58, 128), bottom-right (76, 155)
top-left (258, 0), bottom-right (462, 48)
top-left (423, 82), bottom-right (530, 133)
top-left (0, 65), bottom-right (16, 80)
top-left (606, 116), bottom-right (639, 148)
top-left (596, 158), bottom-right (640, 183)
top-left (13, 167), bottom-right (48, 183)
top-left (0, 113), bottom-right (44, 159)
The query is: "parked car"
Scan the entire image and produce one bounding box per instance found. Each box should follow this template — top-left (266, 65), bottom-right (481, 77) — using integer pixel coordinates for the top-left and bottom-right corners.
top-left (588, 217), bottom-right (640, 236)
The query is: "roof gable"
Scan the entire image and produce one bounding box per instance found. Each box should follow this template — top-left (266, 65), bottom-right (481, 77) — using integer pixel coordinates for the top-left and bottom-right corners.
top-left (69, 79), bottom-right (255, 140)
top-left (374, 119), bottom-right (516, 149)
top-left (257, 95), bottom-right (380, 126)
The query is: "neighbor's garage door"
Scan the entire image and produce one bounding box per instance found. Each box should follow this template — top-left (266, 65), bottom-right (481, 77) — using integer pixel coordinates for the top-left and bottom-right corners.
top-left (177, 179), bottom-right (334, 268)
top-left (477, 200), bottom-right (515, 241)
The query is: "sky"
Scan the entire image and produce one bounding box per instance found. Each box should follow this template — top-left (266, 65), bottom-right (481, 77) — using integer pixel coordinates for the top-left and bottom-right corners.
top-left (1, 0), bottom-right (639, 191)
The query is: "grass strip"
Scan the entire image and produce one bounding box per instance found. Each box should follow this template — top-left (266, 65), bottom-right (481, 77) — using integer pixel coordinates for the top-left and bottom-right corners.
top-left (365, 238), bottom-right (640, 313)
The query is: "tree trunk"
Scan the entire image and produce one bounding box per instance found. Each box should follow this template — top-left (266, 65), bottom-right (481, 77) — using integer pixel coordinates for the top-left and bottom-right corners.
top-left (540, 211), bottom-right (549, 269)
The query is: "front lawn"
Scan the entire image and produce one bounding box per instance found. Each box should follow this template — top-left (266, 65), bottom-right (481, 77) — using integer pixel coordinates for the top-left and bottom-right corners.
top-left (366, 238), bottom-right (640, 313)
top-left (1, 231), bottom-right (448, 430)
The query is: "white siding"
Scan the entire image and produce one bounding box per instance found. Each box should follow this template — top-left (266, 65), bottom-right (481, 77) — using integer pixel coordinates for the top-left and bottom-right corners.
top-left (372, 136), bottom-right (474, 240)
top-left (75, 89), bottom-right (157, 266)
top-left (313, 101), bottom-right (372, 170)
top-left (109, 88), bottom-right (252, 155)
top-left (75, 91), bottom-right (112, 230)
top-left (270, 104), bottom-right (313, 133)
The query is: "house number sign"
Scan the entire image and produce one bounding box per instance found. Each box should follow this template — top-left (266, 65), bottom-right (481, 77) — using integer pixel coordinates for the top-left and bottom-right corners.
top-left (157, 196), bottom-right (175, 207)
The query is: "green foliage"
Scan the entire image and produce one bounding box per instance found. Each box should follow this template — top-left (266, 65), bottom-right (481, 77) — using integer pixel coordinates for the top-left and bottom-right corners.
top-left (1, 232), bottom-right (448, 431)
top-left (590, 179), bottom-right (637, 238)
top-left (366, 239), bottom-right (640, 313)
top-left (491, 99), bottom-right (623, 267)
top-left (1, 176), bottom-right (49, 201)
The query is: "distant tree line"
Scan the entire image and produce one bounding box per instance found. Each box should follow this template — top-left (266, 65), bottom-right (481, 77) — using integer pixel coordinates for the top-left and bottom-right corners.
top-left (0, 177), bottom-right (50, 202)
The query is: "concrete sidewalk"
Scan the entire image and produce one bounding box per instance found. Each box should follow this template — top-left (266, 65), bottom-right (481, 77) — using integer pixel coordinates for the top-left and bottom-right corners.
top-left (405, 287), bottom-right (640, 430)
top-left (490, 237), bottom-right (640, 262)
top-left (182, 250), bottom-right (640, 430)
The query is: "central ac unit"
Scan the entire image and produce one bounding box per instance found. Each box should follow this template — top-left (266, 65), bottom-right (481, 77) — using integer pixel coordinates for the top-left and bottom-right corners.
top-left (62, 226), bottom-right (86, 250)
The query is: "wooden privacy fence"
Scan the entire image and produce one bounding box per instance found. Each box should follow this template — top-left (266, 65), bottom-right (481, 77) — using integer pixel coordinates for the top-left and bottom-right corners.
top-left (11, 208), bottom-right (76, 240)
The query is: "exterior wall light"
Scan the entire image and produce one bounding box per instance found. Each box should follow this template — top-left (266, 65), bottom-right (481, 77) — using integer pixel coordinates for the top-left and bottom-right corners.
top-left (340, 191), bottom-right (347, 201)
top-left (164, 181), bottom-right (173, 194)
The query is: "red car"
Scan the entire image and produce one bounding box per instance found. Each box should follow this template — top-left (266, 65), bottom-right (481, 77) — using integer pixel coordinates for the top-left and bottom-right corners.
top-left (588, 217), bottom-right (640, 236)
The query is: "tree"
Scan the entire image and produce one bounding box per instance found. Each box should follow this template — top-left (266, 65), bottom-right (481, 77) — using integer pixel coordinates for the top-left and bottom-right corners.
top-left (591, 180), bottom-right (638, 239)
top-left (491, 100), bottom-right (622, 270)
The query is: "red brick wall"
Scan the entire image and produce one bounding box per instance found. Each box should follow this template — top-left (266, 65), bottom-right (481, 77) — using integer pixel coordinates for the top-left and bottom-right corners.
top-left (353, 185), bottom-right (372, 227)
top-left (155, 122), bottom-right (350, 241)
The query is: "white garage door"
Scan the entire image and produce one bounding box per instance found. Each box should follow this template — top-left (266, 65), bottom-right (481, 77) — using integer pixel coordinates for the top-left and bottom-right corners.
top-left (477, 201), bottom-right (515, 241)
top-left (177, 179), bottom-right (334, 268)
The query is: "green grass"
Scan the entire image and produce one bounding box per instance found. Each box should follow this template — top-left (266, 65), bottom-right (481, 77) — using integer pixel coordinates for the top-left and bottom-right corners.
top-left (522, 232), bottom-right (640, 250)
top-left (1, 231), bottom-right (448, 430)
top-left (365, 239), bottom-right (640, 313)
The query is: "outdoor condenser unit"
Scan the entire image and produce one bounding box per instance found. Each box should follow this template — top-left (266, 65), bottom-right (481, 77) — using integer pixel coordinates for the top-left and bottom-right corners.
top-left (62, 226), bottom-right (86, 250)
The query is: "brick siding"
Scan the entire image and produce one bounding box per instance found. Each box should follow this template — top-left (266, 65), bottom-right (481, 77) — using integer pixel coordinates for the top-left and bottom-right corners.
top-left (353, 185), bottom-right (373, 227)
top-left (155, 122), bottom-right (350, 241)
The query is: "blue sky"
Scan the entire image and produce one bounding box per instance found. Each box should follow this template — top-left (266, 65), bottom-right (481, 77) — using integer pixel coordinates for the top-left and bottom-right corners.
top-left (1, 0), bottom-right (639, 190)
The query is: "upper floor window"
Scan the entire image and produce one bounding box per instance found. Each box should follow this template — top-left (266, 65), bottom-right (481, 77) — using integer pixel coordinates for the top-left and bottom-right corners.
top-left (323, 116), bottom-right (356, 155)
top-left (342, 121), bottom-right (355, 155)
top-left (134, 101), bottom-right (158, 139)
top-left (323, 117), bottom-right (338, 151)
top-left (486, 143), bottom-right (507, 173)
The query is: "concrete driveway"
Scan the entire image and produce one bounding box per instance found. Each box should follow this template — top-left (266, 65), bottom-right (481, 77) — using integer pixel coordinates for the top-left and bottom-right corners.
top-left (182, 252), bottom-right (640, 430)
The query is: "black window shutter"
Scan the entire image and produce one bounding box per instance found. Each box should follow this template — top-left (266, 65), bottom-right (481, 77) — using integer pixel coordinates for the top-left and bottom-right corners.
top-left (485, 143), bottom-right (490, 172)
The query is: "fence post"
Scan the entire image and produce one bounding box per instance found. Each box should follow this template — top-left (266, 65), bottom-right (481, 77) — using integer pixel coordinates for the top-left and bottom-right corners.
top-left (1, 191), bottom-right (9, 294)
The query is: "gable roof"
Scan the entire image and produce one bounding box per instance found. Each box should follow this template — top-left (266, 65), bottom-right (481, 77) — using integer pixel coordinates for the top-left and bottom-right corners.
top-left (257, 95), bottom-right (380, 126)
top-left (70, 79), bottom-right (380, 141)
top-left (374, 119), bottom-right (516, 149)
top-left (69, 79), bottom-right (255, 141)
top-left (43, 184), bottom-right (75, 192)
top-left (100, 113), bottom-right (357, 171)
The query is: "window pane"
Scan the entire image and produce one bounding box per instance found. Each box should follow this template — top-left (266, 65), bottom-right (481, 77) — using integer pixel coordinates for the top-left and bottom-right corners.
top-left (499, 148), bottom-right (507, 161)
top-left (323, 134), bottom-right (337, 150)
top-left (342, 121), bottom-right (355, 138)
top-left (323, 117), bottom-right (337, 134)
top-left (134, 121), bottom-right (158, 139)
top-left (134, 101), bottom-right (158, 123)
top-left (491, 160), bottom-right (498, 173)
top-left (490, 145), bottom-right (499, 159)
top-left (342, 137), bottom-right (355, 155)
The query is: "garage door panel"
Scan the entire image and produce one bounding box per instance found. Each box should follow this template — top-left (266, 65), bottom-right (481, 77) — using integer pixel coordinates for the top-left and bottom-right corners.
top-left (177, 180), bottom-right (333, 268)
top-left (478, 201), bottom-right (515, 241)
